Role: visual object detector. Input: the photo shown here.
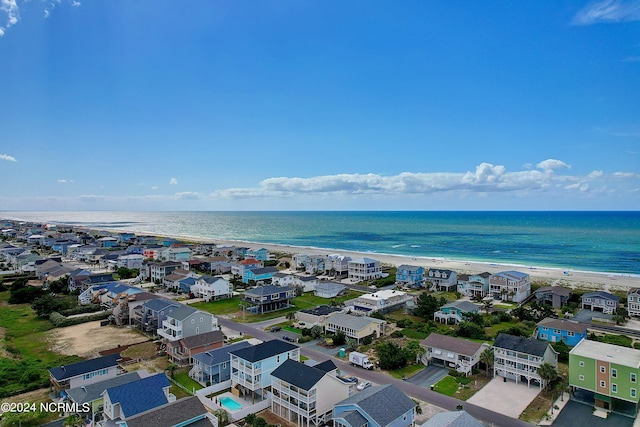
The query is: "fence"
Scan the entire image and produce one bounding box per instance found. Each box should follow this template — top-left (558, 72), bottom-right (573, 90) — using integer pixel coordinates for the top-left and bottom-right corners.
top-left (196, 381), bottom-right (271, 421)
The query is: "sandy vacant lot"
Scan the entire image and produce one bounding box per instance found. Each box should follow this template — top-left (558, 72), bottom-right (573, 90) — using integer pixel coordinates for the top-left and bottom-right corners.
top-left (47, 321), bottom-right (148, 358)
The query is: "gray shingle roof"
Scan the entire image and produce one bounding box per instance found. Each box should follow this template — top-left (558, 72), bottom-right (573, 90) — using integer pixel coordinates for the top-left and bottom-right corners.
top-left (341, 410), bottom-right (368, 427)
top-left (124, 396), bottom-right (214, 427)
top-left (420, 333), bottom-right (484, 357)
top-left (181, 330), bottom-right (225, 350)
top-left (166, 304), bottom-right (198, 321)
top-left (442, 301), bottom-right (480, 313)
top-left (327, 313), bottom-right (384, 331)
top-left (582, 291), bottom-right (620, 301)
top-left (271, 359), bottom-right (328, 390)
top-left (244, 284), bottom-right (293, 297)
top-left (335, 384), bottom-right (415, 427)
top-left (192, 341), bottom-right (253, 367)
top-left (421, 410), bottom-right (484, 427)
top-left (537, 318), bottom-right (588, 334)
top-left (494, 333), bottom-right (550, 357)
top-left (49, 354), bottom-right (120, 381)
top-left (229, 339), bottom-right (298, 363)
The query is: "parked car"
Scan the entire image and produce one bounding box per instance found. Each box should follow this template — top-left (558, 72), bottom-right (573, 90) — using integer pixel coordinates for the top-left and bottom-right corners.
top-left (346, 376), bottom-right (358, 383)
top-left (282, 335), bottom-right (297, 343)
top-left (356, 380), bottom-right (372, 391)
top-left (270, 326), bottom-right (281, 332)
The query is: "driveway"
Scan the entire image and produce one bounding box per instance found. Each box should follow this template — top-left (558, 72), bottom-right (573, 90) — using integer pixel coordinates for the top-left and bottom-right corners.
top-left (406, 365), bottom-right (449, 388)
top-left (572, 309), bottom-right (613, 323)
top-left (551, 401), bottom-right (633, 427)
top-left (467, 377), bottom-right (541, 419)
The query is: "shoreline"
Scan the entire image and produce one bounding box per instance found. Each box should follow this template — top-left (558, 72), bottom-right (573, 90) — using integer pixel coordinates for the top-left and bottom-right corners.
top-left (96, 228), bottom-right (640, 292)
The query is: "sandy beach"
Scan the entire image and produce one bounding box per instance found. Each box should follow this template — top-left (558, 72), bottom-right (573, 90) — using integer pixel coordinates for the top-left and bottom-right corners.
top-left (188, 235), bottom-right (640, 293)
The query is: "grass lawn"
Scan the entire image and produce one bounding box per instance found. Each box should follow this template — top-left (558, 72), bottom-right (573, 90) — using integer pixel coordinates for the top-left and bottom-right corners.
top-left (173, 370), bottom-right (204, 394)
top-left (389, 363), bottom-right (425, 379)
top-left (190, 296), bottom-right (243, 316)
top-left (433, 376), bottom-right (460, 396)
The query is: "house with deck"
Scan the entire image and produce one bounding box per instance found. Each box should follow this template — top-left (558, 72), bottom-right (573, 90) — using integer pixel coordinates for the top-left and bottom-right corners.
top-left (332, 384), bottom-right (416, 427)
top-left (231, 258), bottom-right (263, 277)
top-left (535, 318), bottom-right (588, 347)
top-left (166, 330), bottom-right (225, 366)
top-left (314, 282), bottom-right (347, 298)
top-left (628, 288), bottom-right (640, 318)
top-left (534, 286), bottom-right (572, 309)
top-left (348, 257), bottom-right (382, 282)
top-left (101, 373), bottom-right (174, 424)
top-left (581, 291), bottom-right (620, 314)
top-left (420, 333), bottom-right (488, 376)
top-left (348, 289), bottom-right (412, 314)
top-left (271, 359), bottom-right (353, 427)
top-left (131, 298), bottom-right (179, 334)
top-left (323, 313), bottom-right (386, 343)
top-left (190, 341), bottom-right (253, 385)
top-left (242, 266), bottom-right (279, 284)
top-left (191, 275), bottom-right (233, 301)
top-left (123, 395), bottom-right (217, 427)
top-left (395, 265), bottom-right (425, 288)
top-left (493, 333), bottom-right (558, 388)
top-left (426, 269), bottom-right (457, 292)
top-left (458, 272), bottom-right (491, 298)
top-left (489, 271), bottom-right (531, 303)
top-left (244, 285), bottom-right (295, 314)
top-left (433, 301), bottom-right (480, 324)
top-left (157, 305), bottom-right (218, 342)
top-left (49, 353), bottom-right (121, 398)
top-left (325, 254), bottom-right (351, 277)
top-left (297, 305), bottom-right (343, 326)
top-left (230, 339), bottom-right (300, 403)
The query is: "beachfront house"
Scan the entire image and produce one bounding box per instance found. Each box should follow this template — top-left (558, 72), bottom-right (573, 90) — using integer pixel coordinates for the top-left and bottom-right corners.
top-left (348, 257), bottom-right (382, 282)
top-left (244, 285), bottom-right (295, 314)
top-left (420, 333), bottom-right (488, 376)
top-left (48, 353), bottom-right (121, 398)
top-left (157, 305), bottom-right (218, 342)
top-left (581, 291), bottom-right (620, 314)
top-left (628, 288), bottom-right (640, 317)
top-left (191, 275), bottom-right (233, 301)
top-left (493, 333), bottom-right (558, 388)
top-left (242, 266), bottom-right (279, 284)
top-left (271, 359), bottom-right (354, 427)
top-left (101, 373), bottom-right (174, 424)
top-left (395, 264), bottom-right (425, 288)
top-left (458, 272), bottom-right (491, 298)
top-left (332, 384), bottom-right (416, 427)
top-left (433, 300), bottom-right (480, 324)
top-left (322, 313), bottom-right (386, 343)
top-left (230, 339), bottom-right (300, 403)
top-left (190, 341), bottom-right (253, 385)
top-left (293, 253), bottom-right (327, 274)
top-left (325, 254), bottom-right (351, 277)
top-left (489, 271), bottom-right (531, 303)
top-left (426, 268), bottom-right (458, 292)
top-left (569, 339), bottom-right (640, 416)
top-left (314, 282), bottom-right (347, 298)
top-left (534, 286), bottom-right (572, 309)
top-left (534, 318), bottom-right (588, 347)
top-left (246, 247), bottom-right (269, 261)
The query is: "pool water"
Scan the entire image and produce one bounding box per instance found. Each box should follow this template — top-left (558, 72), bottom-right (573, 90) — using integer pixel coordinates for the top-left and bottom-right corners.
top-left (220, 396), bottom-right (243, 411)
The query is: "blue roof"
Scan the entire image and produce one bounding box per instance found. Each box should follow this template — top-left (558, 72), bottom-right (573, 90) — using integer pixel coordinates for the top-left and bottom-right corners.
top-left (93, 282), bottom-right (142, 295)
top-left (582, 291), bottom-right (620, 301)
top-left (49, 353), bottom-right (120, 381)
top-left (105, 373), bottom-right (170, 418)
top-left (192, 340), bottom-right (253, 366)
top-left (179, 277), bottom-right (197, 286)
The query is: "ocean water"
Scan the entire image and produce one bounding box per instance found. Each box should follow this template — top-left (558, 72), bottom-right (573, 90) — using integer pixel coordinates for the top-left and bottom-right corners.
top-left (2, 211), bottom-right (639, 275)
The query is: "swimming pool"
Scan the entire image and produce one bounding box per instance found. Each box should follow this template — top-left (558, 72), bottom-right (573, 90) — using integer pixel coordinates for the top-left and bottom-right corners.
top-left (220, 396), bottom-right (243, 411)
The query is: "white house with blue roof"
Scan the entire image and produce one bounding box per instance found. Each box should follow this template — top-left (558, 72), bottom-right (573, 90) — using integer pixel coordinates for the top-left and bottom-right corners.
top-left (190, 340), bottom-right (253, 385)
top-left (49, 353), bottom-right (121, 398)
top-left (332, 384), bottom-right (416, 427)
top-left (101, 372), bottom-right (174, 425)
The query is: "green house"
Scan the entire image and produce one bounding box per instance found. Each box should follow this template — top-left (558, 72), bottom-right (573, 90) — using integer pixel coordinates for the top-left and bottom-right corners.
top-left (569, 339), bottom-right (640, 417)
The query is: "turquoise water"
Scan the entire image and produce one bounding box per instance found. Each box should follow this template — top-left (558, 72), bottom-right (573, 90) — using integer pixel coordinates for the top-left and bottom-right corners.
top-left (2, 211), bottom-right (639, 275)
top-left (220, 396), bottom-right (242, 411)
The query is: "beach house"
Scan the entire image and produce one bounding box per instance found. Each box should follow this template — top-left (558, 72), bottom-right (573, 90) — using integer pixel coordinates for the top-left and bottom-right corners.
top-left (157, 305), bottom-right (218, 342)
top-left (489, 271), bottom-right (531, 303)
top-left (420, 333), bottom-right (488, 376)
top-left (426, 268), bottom-right (458, 292)
top-left (395, 264), bottom-right (425, 288)
top-left (190, 341), bottom-right (253, 385)
top-left (271, 359), bottom-right (353, 427)
top-left (49, 354), bottom-right (121, 398)
top-left (534, 286), bottom-right (572, 309)
top-left (458, 272), bottom-right (491, 298)
top-left (243, 285), bottom-right (295, 314)
top-left (534, 318), bottom-right (588, 346)
top-left (433, 300), bottom-right (480, 324)
top-left (123, 396), bottom-right (217, 427)
top-left (348, 289), bottom-right (412, 314)
top-left (348, 257), bottom-right (382, 282)
top-left (322, 313), bottom-right (386, 343)
top-left (628, 288), bottom-right (640, 317)
top-left (493, 333), bottom-right (558, 388)
top-left (230, 339), bottom-right (300, 403)
top-left (165, 330), bottom-right (225, 366)
top-left (581, 291), bottom-right (620, 314)
top-left (314, 281), bottom-right (347, 298)
top-left (325, 254), bottom-right (351, 277)
top-left (100, 373), bottom-right (174, 424)
top-left (191, 275), bottom-right (233, 301)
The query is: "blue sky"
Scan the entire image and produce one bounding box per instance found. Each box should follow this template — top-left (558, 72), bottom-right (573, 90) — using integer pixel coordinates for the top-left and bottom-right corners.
top-left (1, 1), bottom-right (639, 211)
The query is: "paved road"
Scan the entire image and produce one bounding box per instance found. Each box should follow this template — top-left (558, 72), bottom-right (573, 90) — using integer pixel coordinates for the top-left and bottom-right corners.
top-left (218, 318), bottom-right (531, 427)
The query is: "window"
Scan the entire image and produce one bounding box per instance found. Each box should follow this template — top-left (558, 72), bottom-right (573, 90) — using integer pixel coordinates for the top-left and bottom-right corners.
top-left (222, 362), bottom-right (227, 369)
top-left (612, 384), bottom-right (617, 393)
top-left (554, 329), bottom-right (560, 334)
top-left (600, 380), bottom-right (606, 388)
top-left (579, 375), bottom-right (584, 381)
top-left (600, 366), bottom-right (606, 374)
top-left (612, 369), bottom-right (617, 378)
top-left (632, 389), bottom-right (637, 398)
top-left (579, 361), bottom-right (585, 367)
top-left (632, 373), bottom-right (637, 383)
top-left (568, 331), bottom-right (575, 336)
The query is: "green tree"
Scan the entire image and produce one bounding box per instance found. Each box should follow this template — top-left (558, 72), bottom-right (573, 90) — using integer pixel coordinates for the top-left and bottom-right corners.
top-left (414, 293), bottom-right (444, 320)
top-left (310, 325), bottom-right (323, 339)
top-left (63, 414), bottom-right (84, 427)
top-left (333, 331), bottom-right (346, 345)
top-left (31, 294), bottom-right (65, 317)
top-left (539, 362), bottom-right (558, 393)
top-left (376, 341), bottom-right (407, 370)
top-left (404, 340), bottom-right (426, 363)
top-left (455, 321), bottom-right (486, 339)
top-left (286, 312), bottom-right (296, 323)
top-left (482, 298), bottom-right (494, 314)
top-left (479, 348), bottom-right (494, 377)
top-left (214, 409), bottom-right (230, 427)
top-left (244, 413), bottom-right (257, 426)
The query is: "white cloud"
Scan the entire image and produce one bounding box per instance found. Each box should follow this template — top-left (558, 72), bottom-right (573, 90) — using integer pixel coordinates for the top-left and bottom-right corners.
top-left (56, 179), bottom-right (74, 183)
top-left (536, 159), bottom-right (570, 171)
top-left (151, 186), bottom-right (159, 190)
top-left (169, 178), bottom-right (178, 185)
top-left (587, 170), bottom-right (604, 178)
top-left (71, 1), bottom-right (81, 6)
top-left (0, 0), bottom-right (19, 37)
top-left (0, 153), bottom-right (17, 162)
top-left (573, 0), bottom-right (640, 25)
top-left (613, 172), bottom-right (637, 177)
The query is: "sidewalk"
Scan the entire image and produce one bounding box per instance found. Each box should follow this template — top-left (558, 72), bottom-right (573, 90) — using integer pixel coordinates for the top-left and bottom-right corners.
top-left (538, 392), bottom-right (570, 426)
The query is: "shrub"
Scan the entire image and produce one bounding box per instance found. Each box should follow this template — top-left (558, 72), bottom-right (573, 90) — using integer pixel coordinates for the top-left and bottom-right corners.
top-left (49, 310), bottom-right (112, 328)
top-left (391, 330), bottom-right (404, 338)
